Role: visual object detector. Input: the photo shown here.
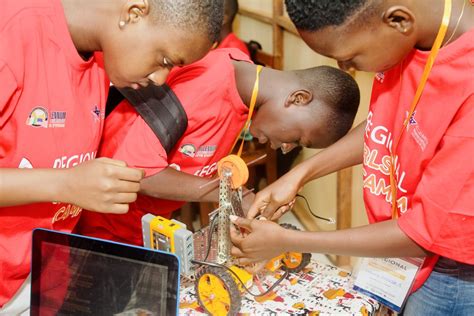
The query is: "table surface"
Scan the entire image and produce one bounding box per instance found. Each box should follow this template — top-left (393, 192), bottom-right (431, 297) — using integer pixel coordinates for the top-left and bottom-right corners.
top-left (179, 259), bottom-right (379, 315)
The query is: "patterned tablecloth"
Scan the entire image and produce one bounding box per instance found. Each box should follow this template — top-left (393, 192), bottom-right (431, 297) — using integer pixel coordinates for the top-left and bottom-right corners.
top-left (179, 260), bottom-right (379, 315)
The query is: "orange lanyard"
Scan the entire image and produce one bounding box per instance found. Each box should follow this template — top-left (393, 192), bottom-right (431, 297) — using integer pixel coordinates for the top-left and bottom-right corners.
top-left (230, 65), bottom-right (263, 157)
top-left (389, 0), bottom-right (452, 219)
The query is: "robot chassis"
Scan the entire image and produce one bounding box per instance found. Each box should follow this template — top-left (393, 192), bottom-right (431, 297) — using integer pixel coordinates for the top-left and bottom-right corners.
top-left (142, 155), bottom-right (311, 315)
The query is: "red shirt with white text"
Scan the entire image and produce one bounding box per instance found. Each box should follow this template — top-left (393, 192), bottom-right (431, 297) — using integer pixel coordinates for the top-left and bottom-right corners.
top-left (77, 49), bottom-right (250, 246)
top-left (0, 0), bottom-right (108, 306)
top-left (363, 28), bottom-right (474, 291)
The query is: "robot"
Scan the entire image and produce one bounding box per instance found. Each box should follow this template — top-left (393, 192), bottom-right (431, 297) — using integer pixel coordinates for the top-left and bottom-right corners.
top-left (142, 155), bottom-right (311, 316)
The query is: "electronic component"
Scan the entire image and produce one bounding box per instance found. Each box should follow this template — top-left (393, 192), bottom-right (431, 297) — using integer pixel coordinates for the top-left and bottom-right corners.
top-left (141, 154), bottom-right (311, 315)
top-left (142, 214), bottom-right (194, 276)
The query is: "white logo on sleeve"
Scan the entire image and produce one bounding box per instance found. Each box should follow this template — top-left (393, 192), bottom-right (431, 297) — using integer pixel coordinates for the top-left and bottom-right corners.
top-left (18, 158), bottom-right (33, 169)
top-left (169, 163), bottom-right (181, 171)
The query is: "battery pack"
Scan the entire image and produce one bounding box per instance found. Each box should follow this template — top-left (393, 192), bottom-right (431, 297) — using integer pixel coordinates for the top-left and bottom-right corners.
top-left (142, 214), bottom-right (194, 275)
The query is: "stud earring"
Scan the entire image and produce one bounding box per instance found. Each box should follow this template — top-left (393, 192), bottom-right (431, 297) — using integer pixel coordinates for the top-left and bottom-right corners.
top-left (119, 21), bottom-right (126, 28)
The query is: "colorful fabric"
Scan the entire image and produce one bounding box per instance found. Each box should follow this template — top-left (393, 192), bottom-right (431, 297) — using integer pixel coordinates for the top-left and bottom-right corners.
top-left (179, 260), bottom-right (379, 315)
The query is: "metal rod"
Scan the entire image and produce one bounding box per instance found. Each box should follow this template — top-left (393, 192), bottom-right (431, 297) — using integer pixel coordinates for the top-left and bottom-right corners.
top-left (208, 188), bottom-right (255, 220)
top-left (245, 153), bottom-right (267, 167)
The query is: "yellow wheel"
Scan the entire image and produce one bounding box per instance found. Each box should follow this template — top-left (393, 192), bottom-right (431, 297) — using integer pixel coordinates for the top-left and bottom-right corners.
top-left (195, 266), bottom-right (241, 316)
top-left (280, 223), bottom-right (311, 273)
top-left (217, 155), bottom-right (249, 189)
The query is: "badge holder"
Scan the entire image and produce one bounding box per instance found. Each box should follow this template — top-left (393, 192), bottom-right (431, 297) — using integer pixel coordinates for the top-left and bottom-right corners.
top-left (353, 257), bottom-right (423, 312)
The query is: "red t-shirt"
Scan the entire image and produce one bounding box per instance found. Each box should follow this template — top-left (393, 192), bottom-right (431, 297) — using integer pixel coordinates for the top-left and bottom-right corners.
top-left (363, 28), bottom-right (474, 291)
top-left (0, 0), bottom-right (108, 306)
top-left (218, 33), bottom-right (250, 57)
top-left (77, 48), bottom-right (250, 246)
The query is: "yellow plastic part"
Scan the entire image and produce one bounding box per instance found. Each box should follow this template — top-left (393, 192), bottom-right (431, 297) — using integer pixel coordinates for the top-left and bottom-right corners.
top-left (197, 273), bottom-right (232, 316)
top-left (148, 216), bottom-right (184, 253)
top-left (228, 265), bottom-right (252, 292)
top-left (282, 252), bottom-right (304, 269)
top-left (196, 266), bottom-right (252, 316)
top-left (265, 254), bottom-right (285, 272)
top-left (217, 155), bottom-right (249, 189)
top-left (264, 251), bottom-right (305, 272)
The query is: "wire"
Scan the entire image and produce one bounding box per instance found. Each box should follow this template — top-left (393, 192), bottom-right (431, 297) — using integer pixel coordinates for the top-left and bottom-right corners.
top-left (203, 214), bottom-right (218, 261)
top-left (196, 185), bottom-right (291, 298)
top-left (191, 259), bottom-right (289, 297)
top-left (196, 211), bottom-right (290, 297)
top-left (296, 194), bottom-right (335, 224)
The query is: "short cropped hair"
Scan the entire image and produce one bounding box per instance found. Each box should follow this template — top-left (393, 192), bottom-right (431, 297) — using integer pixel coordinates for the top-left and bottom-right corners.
top-left (295, 66), bottom-right (360, 145)
top-left (151, 0), bottom-right (224, 43)
top-left (285, 0), bottom-right (379, 32)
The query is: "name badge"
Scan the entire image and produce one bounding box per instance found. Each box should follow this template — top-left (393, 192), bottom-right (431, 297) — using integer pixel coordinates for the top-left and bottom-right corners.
top-left (353, 257), bottom-right (423, 312)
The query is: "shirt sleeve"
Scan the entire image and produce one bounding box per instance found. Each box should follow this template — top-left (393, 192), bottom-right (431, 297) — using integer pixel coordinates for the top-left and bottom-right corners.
top-left (0, 60), bottom-right (19, 126)
top-left (398, 95), bottom-right (474, 264)
top-left (110, 114), bottom-right (169, 177)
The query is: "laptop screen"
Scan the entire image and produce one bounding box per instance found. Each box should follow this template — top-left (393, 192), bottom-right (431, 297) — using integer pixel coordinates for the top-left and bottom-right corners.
top-left (31, 229), bottom-right (179, 316)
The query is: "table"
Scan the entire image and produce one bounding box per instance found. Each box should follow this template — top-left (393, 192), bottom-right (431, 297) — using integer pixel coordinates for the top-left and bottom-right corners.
top-left (179, 260), bottom-right (380, 315)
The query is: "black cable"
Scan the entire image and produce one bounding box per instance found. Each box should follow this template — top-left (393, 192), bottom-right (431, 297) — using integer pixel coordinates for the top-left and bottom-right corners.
top-left (191, 259), bottom-right (289, 297)
top-left (197, 199), bottom-right (290, 298)
top-left (296, 194), bottom-right (334, 223)
top-left (203, 214), bottom-right (217, 261)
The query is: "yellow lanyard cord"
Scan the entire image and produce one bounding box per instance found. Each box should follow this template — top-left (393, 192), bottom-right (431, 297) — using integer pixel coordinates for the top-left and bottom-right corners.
top-left (389, 0), bottom-right (452, 219)
top-left (230, 65), bottom-right (263, 157)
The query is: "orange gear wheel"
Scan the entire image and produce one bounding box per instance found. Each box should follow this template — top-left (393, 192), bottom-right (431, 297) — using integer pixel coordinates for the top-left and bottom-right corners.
top-left (217, 155), bottom-right (249, 189)
top-left (279, 223), bottom-right (311, 273)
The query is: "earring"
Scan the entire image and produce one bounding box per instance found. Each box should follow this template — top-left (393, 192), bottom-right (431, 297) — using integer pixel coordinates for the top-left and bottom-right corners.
top-left (119, 21), bottom-right (126, 28)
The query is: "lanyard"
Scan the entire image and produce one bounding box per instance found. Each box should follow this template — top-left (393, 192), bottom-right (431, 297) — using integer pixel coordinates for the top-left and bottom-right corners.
top-left (230, 65), bottom-right (263, 157)
top-left (389, 0), bottom-right (452, 219)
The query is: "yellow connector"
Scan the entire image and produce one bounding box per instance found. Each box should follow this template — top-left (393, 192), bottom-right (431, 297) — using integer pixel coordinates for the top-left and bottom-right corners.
top-left (149, 216), bottom-right (185, 253)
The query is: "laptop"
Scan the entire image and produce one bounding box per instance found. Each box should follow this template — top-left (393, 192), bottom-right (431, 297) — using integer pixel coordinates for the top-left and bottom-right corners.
top-left (30, 229), bottom-right (180, 316)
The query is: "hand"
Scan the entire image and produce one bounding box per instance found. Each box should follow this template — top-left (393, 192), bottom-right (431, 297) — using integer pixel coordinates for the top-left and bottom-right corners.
top-left (230, 216), bottom-right (287, 265)
top-left (268, 199), bottom-right (296, 221)
top-left (243, 260), bottom-right (268, 275)
top-left (241, 189), bottom-right (256, 217)
top-left (61, 157), bottom-right (144, 214)
top-left (246, 171), bottom-right (303, 220)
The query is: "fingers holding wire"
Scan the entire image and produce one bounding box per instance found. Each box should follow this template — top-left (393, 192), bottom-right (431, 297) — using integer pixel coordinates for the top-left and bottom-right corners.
top-left (269, 198), bottom-right (296, 221)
